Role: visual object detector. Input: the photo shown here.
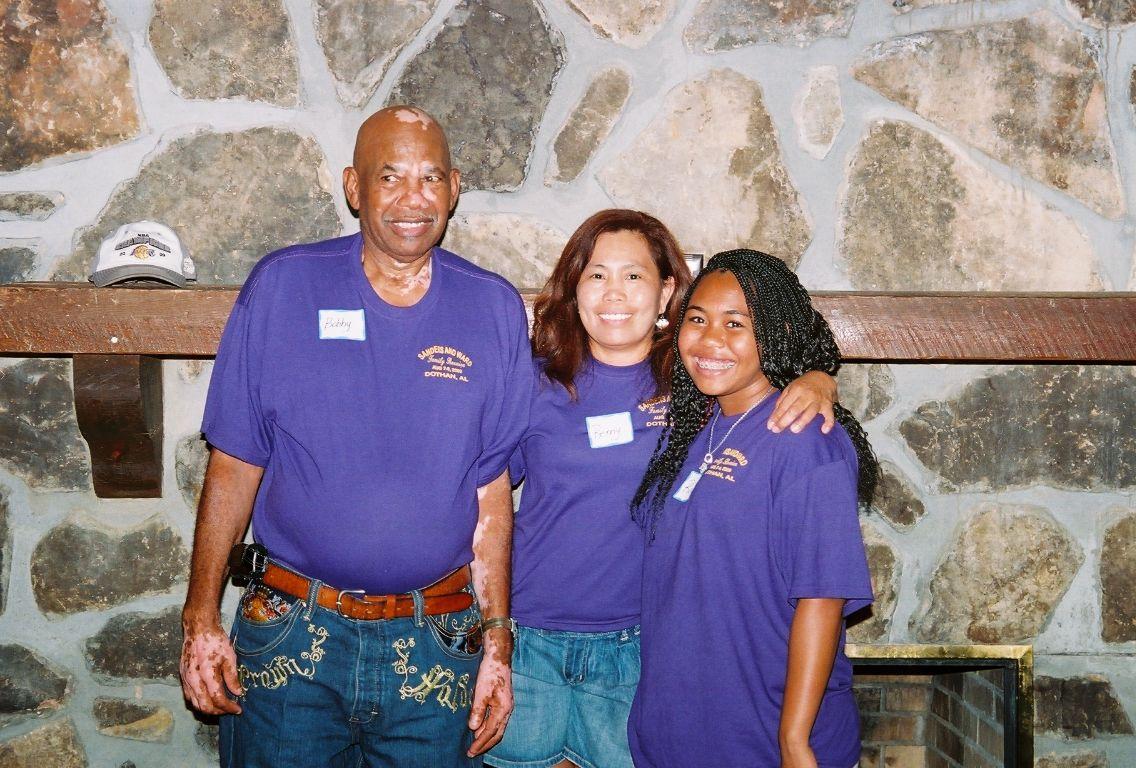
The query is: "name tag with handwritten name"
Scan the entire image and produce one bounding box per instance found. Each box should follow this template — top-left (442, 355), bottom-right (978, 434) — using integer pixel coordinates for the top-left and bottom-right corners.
top-left (585, 411), bottom-right (634, 449)
top-left (318, 309), bottom-right (366, 341)
top-left (672, 470), bottom-right (702, 502)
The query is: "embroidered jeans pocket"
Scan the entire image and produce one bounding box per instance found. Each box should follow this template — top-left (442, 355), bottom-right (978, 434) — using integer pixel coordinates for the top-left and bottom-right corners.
top-left (424, 603), bottom-right (483, 662)
top-left (233, 585), bottom-right (305, 656)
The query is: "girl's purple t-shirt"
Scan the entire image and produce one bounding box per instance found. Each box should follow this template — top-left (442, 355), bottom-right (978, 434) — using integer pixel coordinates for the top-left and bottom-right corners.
top-left (509, 358), bottom-right (667, 631)
top-left (630, 396), bottom-right (873, 768)
top-left (202, 234), bottom-right (532, 594)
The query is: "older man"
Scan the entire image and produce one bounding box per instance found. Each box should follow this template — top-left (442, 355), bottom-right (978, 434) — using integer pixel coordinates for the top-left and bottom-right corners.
top-left (179, 106), bottom-right (528, 766)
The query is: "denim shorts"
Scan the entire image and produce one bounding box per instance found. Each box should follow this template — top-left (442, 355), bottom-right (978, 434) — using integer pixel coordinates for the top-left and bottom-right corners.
top-left (220, 576), bottom-right (483, 767)
top-left (484, 624), bottom-right (640, 768)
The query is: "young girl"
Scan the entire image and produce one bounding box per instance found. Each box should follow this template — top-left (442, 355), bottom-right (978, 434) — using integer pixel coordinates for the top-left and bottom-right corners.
top-left (630, 249), bottom-right (877, 768)
top-left (485, 215), bottom-right (839, 768)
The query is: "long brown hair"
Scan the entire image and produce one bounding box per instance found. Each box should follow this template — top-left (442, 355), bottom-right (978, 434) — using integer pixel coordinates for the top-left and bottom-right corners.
top-left (532, 209), bottom-right (692, 398)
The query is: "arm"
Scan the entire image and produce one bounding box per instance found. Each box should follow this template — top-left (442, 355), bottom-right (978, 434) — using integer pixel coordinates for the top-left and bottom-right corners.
top-left (779, 598), bottom-right (845, 768)
top-left (179, 448), bottom-right (264, 715)
top-left (768, 370), bottom-right (837, 435)
top-left (466, 470), bottom-right (515, 756)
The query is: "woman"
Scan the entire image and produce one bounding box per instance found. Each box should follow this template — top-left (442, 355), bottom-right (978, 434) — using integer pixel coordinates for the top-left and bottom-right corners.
top-left (485, 214), bottom-right (839, 768)
top-left (629, 249), bottom-right (877, 768)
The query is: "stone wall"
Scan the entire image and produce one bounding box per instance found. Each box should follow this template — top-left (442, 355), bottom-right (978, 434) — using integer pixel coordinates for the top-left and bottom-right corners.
top-left (1, 0), bottom-right (1135, 765)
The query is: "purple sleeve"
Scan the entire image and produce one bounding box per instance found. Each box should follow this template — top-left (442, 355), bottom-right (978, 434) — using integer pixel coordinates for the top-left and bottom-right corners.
top-left (200, 296), bottom-right (271, 467)
top-left (776, 459), bottom-right (873, 617)
top-left (508, 444), bottom-right (526, 485)
top-left (476, 294), bottom-right (533, 486)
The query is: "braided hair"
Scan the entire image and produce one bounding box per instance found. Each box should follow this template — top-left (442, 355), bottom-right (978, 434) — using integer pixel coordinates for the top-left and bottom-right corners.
top-left (631, 249), bottom-right (878, 536)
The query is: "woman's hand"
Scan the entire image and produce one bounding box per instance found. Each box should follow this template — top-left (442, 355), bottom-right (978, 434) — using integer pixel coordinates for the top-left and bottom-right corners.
top-left (768, 370), bottom-right (838, 434)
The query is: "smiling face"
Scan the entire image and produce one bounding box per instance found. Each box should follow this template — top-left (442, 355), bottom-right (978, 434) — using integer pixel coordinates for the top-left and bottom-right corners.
top-left (677, 269), bottom-right (773, 415)
top-left (343, 108), bottom-right (461, 269)
top-left (575, 229), bottom-right (675, 366)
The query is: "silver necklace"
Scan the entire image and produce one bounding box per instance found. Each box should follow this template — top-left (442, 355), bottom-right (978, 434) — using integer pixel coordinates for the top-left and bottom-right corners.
top-left (699, 386), bottom-right (776, 474)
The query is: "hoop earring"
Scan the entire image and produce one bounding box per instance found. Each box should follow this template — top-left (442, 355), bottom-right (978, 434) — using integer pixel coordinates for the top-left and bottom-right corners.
top-left (655, 315), bottom-right (669, 330)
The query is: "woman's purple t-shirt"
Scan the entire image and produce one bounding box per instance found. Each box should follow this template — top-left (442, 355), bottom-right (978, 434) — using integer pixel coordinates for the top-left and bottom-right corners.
top-left (509, 358), bottom-right (667, 631)
top-left (630, 396), bottom-right (873, 768)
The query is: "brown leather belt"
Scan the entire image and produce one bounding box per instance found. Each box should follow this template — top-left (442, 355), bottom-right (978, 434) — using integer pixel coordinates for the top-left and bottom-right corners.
top-left (259, 562), bottom-right (474, 621)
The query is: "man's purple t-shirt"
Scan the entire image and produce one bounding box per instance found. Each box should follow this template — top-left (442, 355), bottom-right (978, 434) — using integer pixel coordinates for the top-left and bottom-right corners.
top-left (202, 234), bottom-right (532, 594)
top-left (509, 358), bottom-right (666, 631)
top-left (630, 396), bottom-right (872, 768)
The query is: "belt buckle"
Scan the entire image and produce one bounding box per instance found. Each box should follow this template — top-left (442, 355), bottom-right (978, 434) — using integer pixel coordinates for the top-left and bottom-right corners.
top-left (336, 589), bottom-right (366, 618)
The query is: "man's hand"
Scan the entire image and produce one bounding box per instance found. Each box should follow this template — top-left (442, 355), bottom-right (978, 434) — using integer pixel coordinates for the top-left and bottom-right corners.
top-left (180, 614), bottom-right (243, 715)
top-left (466, 628), bottom-right (513, 756)
top-left (768, 370), bottom-right (838, 434)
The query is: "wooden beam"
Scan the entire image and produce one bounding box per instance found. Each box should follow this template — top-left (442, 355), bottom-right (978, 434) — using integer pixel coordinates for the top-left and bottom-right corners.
top-left (2, 283), bottom-right (1135, 362)
top-left (73, 354), bottom-right (163, 498)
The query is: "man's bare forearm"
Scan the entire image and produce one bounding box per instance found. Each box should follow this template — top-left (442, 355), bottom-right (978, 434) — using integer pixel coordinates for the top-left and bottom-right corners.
top-left (182, 448), bottom-right (264, 625)
top-left (471, 471), bottom-right (512, 624)
top-left (466, 470), bottom-right (515, 755)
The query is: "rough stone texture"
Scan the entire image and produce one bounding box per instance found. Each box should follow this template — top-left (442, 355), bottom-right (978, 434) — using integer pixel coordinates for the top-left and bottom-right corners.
top-left (85, 606), bottom-right (182, 683)
top-left (93, 697), bottom-right (174, 742)
top-left (1067, 0), bottom-right (1136, 26)
top-left (0, 360), bottom-right (90, 491)
top-left (847, 523), bottom-right (899, 642)
top-left (196, 720), bottom-right (220, 756)
top-left (852, 14), bottom-right (1124, 218)
top-left (149, 0), bottom-right (299, 105)
top-left (176, 433), bottom-right (210, 512)
top-left (839, 364), bottom-right (894, 423)
top-left (0, 486), bottom-right (8, 615)
top-left (389, 0), bottom-right (565, 191)
top-left (889, 0), bottom-right (959, 12)
top-left (316, 0), bottom-right (438, 107)
top-left (178, 359), bottom-right (212, 383)
top-left (0, 192), bottom-right (62, 221)
top-left (840, 121), bottom-right (1099, 291)
top-left (867, 461), bottom-right (925, 529)
top-left (599, 69), bottom-right (811, 264)
top-left (0, 246), bottom-right (37, 283)
top-left (900, 366), bottom-right (1136, 492)
top-left (1035, 751), bottom-right (1110, 768)
top-left (0, 0), bottom-right (140, 172)
top-left (546, 67), bottom-right (631, 184)
top-left (684, 0), bottom-right (858, 51)
top-left (0, 645), bottom-right (71, 727)
top-left (1100, 513), bottom-right (1136, 642)
top-left (31, 516), bottom-right (188, 615)
top-left (442, 214), bottom-right (565, 290)
top-left (793, 65), bottom-right (843, 160)
top-left (58, 129), bottom-right (340, 285)
top-left (911, 503), bottom-right (1083, 643)
top-left (1035, 675), bottom-right (1134, 739)
top-left (0, 718), bottom-right (86, 766)
top-left (564, 0), bottom-right (675, 47)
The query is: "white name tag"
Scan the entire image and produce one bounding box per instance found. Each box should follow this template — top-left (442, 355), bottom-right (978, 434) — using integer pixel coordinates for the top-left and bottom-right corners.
top-left (318, 309), bottom-right (366, 340)
top-left (673, 470), bottom-right (702, 502)
top-left (585, 411), bottom-right (634, 449)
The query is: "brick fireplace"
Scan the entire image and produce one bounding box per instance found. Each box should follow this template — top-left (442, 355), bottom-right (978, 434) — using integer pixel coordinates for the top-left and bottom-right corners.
top-left (848, 645), bottom-right (1033, 768)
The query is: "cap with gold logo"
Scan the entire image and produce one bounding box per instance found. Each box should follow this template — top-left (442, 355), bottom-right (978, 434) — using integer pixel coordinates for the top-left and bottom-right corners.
top-left (90, 221), bottom-right (197, 287)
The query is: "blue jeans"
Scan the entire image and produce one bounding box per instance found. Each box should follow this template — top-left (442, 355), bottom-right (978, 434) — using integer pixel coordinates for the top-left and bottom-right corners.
top-left (484, 625), bottom-right (639, 768)
top-left (220, 576), bottom-right (483, 767)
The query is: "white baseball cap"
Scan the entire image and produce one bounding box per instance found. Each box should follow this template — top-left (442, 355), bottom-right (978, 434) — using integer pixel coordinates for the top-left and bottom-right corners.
top-left (90, 221), bottom-right (197, 287)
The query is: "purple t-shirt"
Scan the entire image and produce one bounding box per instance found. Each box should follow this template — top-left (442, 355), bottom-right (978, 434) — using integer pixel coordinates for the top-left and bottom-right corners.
top-left (202, 234), bottom-right (532, 594)
top-left (509, 358), bottom-right (667, 631)
top-left (630, 396), bottom-right (873, 768)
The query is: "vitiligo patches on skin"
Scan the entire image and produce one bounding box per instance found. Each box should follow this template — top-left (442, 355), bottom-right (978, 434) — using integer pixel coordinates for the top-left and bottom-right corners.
top-left (392, 107), bottom-right (434, 129)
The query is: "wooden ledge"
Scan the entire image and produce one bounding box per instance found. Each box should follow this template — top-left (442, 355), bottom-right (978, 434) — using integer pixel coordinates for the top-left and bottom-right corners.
top-left (1, 282), bottom-right (1135, 362)
top-left (2, 282), bottom-right (1133, 498)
